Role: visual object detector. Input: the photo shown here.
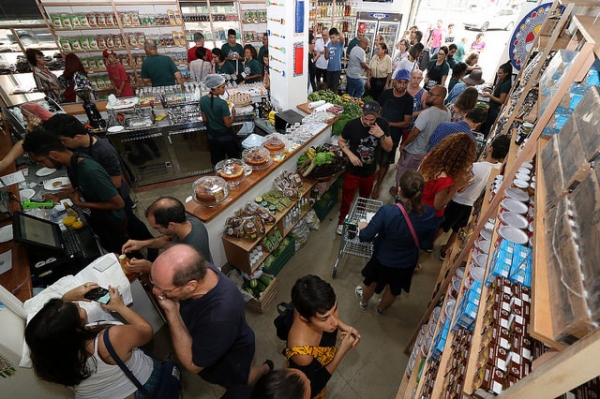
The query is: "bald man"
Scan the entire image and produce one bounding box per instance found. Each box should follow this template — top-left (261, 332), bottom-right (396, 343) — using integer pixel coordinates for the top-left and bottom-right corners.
top-left (121, 196), bottom-right (211, 274)
top-left (151, 244), bottom-right (271, 396)
top-left (141, 39), bottom-right (183, 87)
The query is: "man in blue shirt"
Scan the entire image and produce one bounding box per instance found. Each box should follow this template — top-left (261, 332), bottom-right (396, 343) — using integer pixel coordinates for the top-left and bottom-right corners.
top-left (324, 27), bottom-right (345, 94)
top-left (427, 107), bottom-right (487, 152)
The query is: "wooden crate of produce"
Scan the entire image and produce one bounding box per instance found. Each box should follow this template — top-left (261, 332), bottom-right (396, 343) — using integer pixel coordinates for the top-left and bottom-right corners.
top-left (247, 277), bottom-right (279, 313)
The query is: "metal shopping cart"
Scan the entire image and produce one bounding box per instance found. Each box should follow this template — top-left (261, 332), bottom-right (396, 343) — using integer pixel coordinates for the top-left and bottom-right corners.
top-left (332, 197), bottom-right (383, 278)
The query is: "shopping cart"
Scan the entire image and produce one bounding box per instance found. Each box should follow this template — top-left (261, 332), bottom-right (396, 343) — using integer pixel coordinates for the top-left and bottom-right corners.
top-left (332, 197), bottom-right (383, 278)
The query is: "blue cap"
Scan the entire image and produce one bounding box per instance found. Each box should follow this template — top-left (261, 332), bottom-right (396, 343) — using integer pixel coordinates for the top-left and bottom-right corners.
top-left (394, 68), bottom-right (411, 81)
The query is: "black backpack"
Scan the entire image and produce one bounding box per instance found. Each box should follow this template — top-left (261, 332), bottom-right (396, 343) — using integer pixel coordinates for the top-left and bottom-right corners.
top-left (274, 302), bottom-right (294, 341)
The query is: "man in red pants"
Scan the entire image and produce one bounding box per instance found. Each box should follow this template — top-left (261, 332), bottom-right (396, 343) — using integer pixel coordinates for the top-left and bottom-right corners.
top-left (336, 101), bottom-right (392, 234)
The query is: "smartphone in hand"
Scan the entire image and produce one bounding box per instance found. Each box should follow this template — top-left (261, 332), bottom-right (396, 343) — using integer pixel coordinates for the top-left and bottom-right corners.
top-left (84, 287), bottom-right (111, 305)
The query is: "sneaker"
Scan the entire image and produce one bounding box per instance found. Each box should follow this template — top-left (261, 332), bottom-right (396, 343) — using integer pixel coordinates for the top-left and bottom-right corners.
top-left (376, 307), bottom-right (384, 316)
top-left (355, 286), bottom-right (367, 310)
top-left (336, 224), bottom-right (343, 235)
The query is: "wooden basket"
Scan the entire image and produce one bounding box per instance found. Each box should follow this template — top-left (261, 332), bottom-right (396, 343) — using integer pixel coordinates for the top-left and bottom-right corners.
top-left (246, 277), bottom-right (279, 313)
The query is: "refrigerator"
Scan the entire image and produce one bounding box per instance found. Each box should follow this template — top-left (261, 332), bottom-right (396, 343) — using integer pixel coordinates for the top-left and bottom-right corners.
top-left (356, 12), bottom-right (402, 61)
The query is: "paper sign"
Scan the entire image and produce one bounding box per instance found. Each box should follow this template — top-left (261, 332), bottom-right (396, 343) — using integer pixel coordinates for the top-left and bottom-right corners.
top-left (0, 171), bottom-right (25, 187)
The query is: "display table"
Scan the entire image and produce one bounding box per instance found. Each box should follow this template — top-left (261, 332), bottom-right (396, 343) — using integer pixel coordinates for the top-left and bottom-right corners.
top-left (185, 116), bottom-right (335, 268)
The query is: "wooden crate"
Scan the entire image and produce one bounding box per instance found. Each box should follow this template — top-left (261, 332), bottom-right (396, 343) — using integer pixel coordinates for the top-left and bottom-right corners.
top-left (246, 277), bottom-right (279, 313)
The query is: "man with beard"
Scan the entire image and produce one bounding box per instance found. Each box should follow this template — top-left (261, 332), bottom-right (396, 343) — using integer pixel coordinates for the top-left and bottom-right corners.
top-left (371, 69), bottom-right (413, 199)
top-left (336, 101), bottom-right (392, 234)
top-left (392, 85), bottom-right (450, 195)
top-left (151, 244), bottom-right (272, 397)
top-left (22, 131), bottom-right (128, 254)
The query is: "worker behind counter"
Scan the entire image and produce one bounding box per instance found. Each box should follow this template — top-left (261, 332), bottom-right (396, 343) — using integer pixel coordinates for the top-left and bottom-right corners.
top-left (140, 39), bottom-right (183, 88)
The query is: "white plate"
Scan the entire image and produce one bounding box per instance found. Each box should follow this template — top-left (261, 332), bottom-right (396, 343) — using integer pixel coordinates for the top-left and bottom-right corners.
top-left (36, 167), bottom-right (56, 177)
top-left (19, 188), bottom-right (35, 200)
top-left (499, 226), bottom-right (529, 245)
top-left (107, 125), bottom-right (125, 133)
top-left (44, 177), bottom-right (71, 191)
top-left (0, 225), bottom-right (13, 243)
top-left (500, 198), bottom-right (528, 214)
top-left (105, 97), bottom-right (139, 110)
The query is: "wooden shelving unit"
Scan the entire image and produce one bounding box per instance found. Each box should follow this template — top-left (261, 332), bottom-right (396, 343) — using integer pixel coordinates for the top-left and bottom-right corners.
top-left (397, 1), bottom-right (600, 397)
top-left (37, 0), bottom-right (186, 92)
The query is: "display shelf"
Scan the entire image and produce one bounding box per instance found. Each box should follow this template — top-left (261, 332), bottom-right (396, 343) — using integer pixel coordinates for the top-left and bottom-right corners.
top-left (530, 136), bottom-right (568, 351)
top-left (572, 15), bottom-right (600, 57)
top-left (53, 26), bottom-right (120, 31)
top-left (221, 180), bottom-right (315, 274)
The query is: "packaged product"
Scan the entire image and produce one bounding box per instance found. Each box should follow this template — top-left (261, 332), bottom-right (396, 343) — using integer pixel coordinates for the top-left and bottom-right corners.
top-left (106, 34), bottom-right (114, 48)
top-left (128, 33), bottom-right (138, 47)
top-left (61, 14), bottom-right (72, 28)
top-left (105, 13), bottom-right (115, 26)
top-left (132, 12), bottom-right (140, 26)
top-left (96, 13), bottom-right (106, 27)
top-left (121, 11), bottom-right (131, 26)
top-left (69, 38), bottom-right (82, 51)
top-left (87, 13), bottom-right (97, 27)
top-left (88, 36), bottom-right (99, 50)
top-left (174, 10), bottom-right (183, 25)
top-left (137, 32), bottom-right (145, 44)
top-left (96, 76), bottom-right (106, 89)
top-left (80, 57), bottom-right (89, 69)
top-left (139, 14), bottom-right (148, 26)
top-left (79, 36), bottom-right (90, 50)
top-left (70, 14), bottom-right (81, 28)
top-left (78, 14), bottom-right (90, 27)
top-left (59, 37), bottom-right (71, 51)
top-left (96, 35), bottom-right (106, 49)
top-left (114, 34), bottom-right (122, 48)
top-left (50, 15), bottom-right (62, 28)
top-left (88, 57), bottom-right (98, 69)
top-left (148, 14), bottom-right (156, 26)
top-left (167, 10), bottom-right (176, 25)
top-left (171, 31), bottom-right (180, 46)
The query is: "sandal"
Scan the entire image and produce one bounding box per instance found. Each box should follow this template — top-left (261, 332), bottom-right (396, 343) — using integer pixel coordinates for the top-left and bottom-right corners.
top-left (264, 359), bottom-right (274, 373)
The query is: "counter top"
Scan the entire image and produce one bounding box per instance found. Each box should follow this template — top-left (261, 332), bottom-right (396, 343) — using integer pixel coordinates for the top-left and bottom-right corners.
top-left (0, 123), bottom-right (33, 301)
top-left (185, 119), bottom-right (335, 223)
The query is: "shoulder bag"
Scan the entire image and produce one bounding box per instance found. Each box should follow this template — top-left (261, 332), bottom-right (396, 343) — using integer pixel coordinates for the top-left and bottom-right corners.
top-left (102, 327), bottom-right (182, 399)
top-left (395, 203), bottom-right (419, 249)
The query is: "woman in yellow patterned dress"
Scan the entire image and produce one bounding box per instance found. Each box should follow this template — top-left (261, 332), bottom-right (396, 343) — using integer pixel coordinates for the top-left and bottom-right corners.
top-left (285, 275), bottom-right (360, 398)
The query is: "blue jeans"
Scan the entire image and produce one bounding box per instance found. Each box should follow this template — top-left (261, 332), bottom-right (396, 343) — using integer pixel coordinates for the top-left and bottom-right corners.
top-left (346, 76), bottom-right (365, 98)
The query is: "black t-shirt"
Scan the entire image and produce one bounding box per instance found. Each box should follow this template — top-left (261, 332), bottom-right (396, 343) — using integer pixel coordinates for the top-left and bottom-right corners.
top-left (341, 117), bottom-right (390, 177)
top-left (378, 89), bottom-right (414, 142)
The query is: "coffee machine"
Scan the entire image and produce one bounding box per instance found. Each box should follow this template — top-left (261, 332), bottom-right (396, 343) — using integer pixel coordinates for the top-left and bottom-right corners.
top-left (76, 87), bottom-right (105, 129)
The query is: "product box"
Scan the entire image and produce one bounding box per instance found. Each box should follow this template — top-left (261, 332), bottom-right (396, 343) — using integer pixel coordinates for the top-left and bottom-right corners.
top-left (557, 117), bottom-right (591, 190)
top-left (540, 136), bottom-right (566, 208)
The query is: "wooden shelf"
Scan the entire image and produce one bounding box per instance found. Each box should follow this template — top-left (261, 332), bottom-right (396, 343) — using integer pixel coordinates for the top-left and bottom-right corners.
top-left (54, 26), bottom-right (120, 31)
top-left (530, 136), bottom-right (568, 350)
top-left (573, 15), bottom-right (600, 57)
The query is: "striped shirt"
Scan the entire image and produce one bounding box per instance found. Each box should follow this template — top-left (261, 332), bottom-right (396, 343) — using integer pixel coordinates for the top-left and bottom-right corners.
top-left (33, 66), bottom-right (62, 103)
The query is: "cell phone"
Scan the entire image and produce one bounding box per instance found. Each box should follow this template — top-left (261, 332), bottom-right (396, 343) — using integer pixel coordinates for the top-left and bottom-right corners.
top-left (84, 287), bottom-right (111, 305)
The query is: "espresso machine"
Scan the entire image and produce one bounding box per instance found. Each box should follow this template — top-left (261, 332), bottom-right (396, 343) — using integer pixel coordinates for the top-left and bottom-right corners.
top-left (75, 85), bottom-right (105, 129)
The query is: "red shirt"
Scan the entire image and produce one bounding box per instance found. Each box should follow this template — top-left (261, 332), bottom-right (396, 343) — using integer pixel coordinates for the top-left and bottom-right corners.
top-left (422, 175), bottom-right (454, 217)
top-left (106, 63), bottom-right (134, 97)
top-left (188, 46), bottom-right (213, 63)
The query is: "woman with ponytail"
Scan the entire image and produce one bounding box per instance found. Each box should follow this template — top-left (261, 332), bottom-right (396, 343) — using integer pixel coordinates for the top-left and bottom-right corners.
top-left (354, 170), bottom-right (437, 315)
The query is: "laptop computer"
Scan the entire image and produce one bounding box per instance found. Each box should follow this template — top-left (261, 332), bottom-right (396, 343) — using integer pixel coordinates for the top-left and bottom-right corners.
top-left (12, 211), bottom-right (104, 285)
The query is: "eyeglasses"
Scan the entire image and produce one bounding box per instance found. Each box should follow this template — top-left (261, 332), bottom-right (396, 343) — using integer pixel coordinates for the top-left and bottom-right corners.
top-left (149, 275), bottom-right (179, 299)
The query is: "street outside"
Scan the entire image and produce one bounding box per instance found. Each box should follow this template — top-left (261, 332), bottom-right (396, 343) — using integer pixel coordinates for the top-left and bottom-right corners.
top-left (414, 4), bottom-right (520, 84)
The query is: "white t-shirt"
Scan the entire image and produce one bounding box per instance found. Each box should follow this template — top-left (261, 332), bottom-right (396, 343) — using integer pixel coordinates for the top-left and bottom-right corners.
top-left (190, 59), bottom-right (212, 83)
top-left (406, 106), bottom-right (452, 155)
top-left (346, 46), bottom-right (366, 79)
top-left (453, 161), bottom-right (501, 206)
top-left (393, 58), bottom-right (418, 80)
top-left (314, 38), bottom-right (329, 69)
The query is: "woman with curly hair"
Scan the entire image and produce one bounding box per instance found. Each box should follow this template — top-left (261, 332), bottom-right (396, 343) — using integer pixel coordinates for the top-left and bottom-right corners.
top-left (419, 133), bottom-right (476, 250)
top-left (25, 284), bottom-right (158, 398)
top-left (449, 86), bottom-right (479, 122)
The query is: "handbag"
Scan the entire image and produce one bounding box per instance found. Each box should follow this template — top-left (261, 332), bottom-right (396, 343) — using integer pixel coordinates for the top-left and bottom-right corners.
top-left (102, 327), bottom-right (182, 399)
top-left (395, 203), bottom-right (420, 248)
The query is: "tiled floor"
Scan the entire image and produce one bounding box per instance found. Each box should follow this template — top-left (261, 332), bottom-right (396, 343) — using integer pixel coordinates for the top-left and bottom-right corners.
top-left (132, 167), bottom-right (445, 398)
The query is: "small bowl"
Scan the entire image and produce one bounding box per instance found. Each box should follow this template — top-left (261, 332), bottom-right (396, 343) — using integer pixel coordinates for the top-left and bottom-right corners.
top-left (498, 226), bottom-right (529, 245)
top-left (516, 172), bottom-right (531, 182)
top-left (505, 187), bottom-right (529, 203)
top-left (513, 179), bottom-right (529, 189)
top-left (501, 198), bottom-right (528, 215)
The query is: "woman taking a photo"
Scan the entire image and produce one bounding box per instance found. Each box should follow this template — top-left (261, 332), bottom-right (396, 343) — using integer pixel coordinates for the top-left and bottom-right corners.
top-left (200, 74), bottom-right (240, 165)
top-left (25, 284), bottom-right (157, 399)
top-left (286, 275), bottom-right (360, 399)
top-left (366, 42), bottom-right (392, 101)
top-left (26, 48), bottom-right (63, 103)
top-left (392, 39), bottom-right (410, 71)
top-left (356, 170), bottom-right (437, 315)
top-left (481, 61), bottom-right (513, 137)
top-left (424, 45), bottom-right (449, 88)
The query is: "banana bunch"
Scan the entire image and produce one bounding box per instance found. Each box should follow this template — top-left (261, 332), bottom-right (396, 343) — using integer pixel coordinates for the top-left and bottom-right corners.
top-left (342, 94), bottom-right (353, 102)
top-left (306, 147), bottom-right (317, 160)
